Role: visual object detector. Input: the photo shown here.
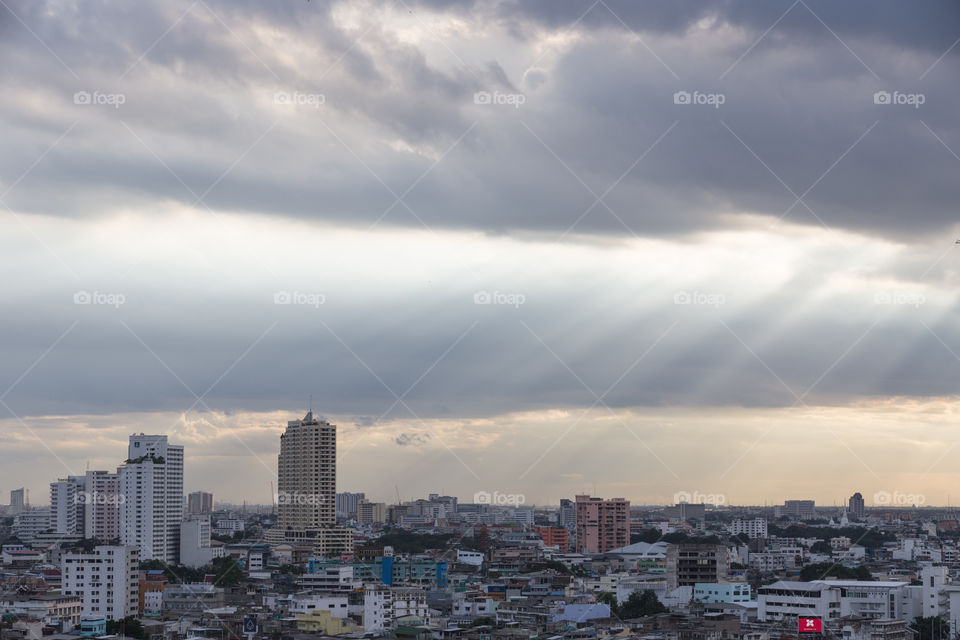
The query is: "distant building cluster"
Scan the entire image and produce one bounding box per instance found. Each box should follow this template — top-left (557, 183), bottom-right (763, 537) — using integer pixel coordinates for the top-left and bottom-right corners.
top-left (0, 413), bottom-right (958, 640)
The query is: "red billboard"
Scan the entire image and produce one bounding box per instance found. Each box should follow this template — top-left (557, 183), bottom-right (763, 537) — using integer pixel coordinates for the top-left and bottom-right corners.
top-left (798, 618), bottom-right (822, 633)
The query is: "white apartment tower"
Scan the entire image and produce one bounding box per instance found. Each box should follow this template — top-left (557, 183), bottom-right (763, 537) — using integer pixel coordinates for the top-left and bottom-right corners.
top-left (119, 434), bottom-right (184, 563)
top-left (50, 476), bottom-right (86, 535)
top-left (61, 545), bottom-right (139, 620)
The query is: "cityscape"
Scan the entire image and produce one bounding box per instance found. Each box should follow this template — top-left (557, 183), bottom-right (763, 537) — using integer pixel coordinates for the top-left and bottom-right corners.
top-left (3, 2), bottom-right (960, 640)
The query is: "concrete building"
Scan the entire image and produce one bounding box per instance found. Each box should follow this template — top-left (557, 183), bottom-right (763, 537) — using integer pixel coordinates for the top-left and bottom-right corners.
top-left (9, 488), bottom-right (26, 514)
top-left (758, 580), bottom-right (912, 622)
top-left (0, 594), bottom-right (81, 630)
top-left (180, 516), bottom-right (221, 568)
top-left (558, 498), bottom-right (575, 528)
top-left (783, 499), bottom-right (816, 519)
top-left (186, 491), bottom-right (213, 514)
top-left (83, 471), bottom-right (122, 541)
top-left (335, 492), bottom-right (365, 519)
top-left (267, 412), bottom-right (352, 556)
top-left (13, 508), bottom-right (52, 543)
top-left (50, 477), bottom-right (86, 535)
top-left (694, 583), bottom-right (751, 604)
top-left (574, 495), bottom-right (629, 554)
top-left (730, 517), bottom-right (768, 539)
top-left (664, 502), bottom-right (706, 522)
top-left (758, 581), bottom-right (840, 622)
top-left (119, 434), bottom-right (184, 563)
top-left (358, 500), bottom-right (387, 524)
top-left (163, 583), bottom-right (225, 614)
top-left (61, 545), bottom-right (139, 621)
top-left (666, 544), bottom-right (728, 589)
top-left (363, 584), bottom-right (394, 632)
top-left (849, 492), bottom-right (865, 519)
top-left (535, 526), bottom-right (569, 552)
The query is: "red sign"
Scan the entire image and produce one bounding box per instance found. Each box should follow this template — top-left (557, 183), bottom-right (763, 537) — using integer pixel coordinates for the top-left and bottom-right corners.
top-left (799, 618), bottom-right (822, 633)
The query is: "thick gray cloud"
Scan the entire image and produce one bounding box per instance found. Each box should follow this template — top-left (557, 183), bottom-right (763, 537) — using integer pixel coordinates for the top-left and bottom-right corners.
top-left (2, 0), bottom-right (960, 429)
top-left (1, 0), bottom-right (958, 240)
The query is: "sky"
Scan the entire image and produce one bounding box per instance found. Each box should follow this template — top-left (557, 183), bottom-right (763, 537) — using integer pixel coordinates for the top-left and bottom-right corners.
top-left (2, 0), bottom-right (960, 508)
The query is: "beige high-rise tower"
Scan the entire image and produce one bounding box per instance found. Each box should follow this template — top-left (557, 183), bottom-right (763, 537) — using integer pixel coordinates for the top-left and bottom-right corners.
top-left (267, 412), bottom-right (352, 556)
top-left (278, 411), bottom-right (336, 528)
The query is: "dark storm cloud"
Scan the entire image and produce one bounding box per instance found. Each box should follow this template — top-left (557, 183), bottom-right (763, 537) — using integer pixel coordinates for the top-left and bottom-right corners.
top-left (2, 0), bottom-right (959, 240)
top-left (2, 0), bottom-right (960, 425)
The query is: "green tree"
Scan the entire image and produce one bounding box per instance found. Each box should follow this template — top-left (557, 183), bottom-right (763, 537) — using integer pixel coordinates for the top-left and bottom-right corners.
top-left (799, 562), bottom-right (872, 582)
top-left (810, 540), bottom-right (832, 554)
top-left (596, 591), bottom-right (618, 615)
top-left (630, 529), bottom-right (662, 544)
top-left (211, 556), bottom-right (243, 586)
top-left (619, 590), bottom-right (668, 619)
top-left (909, 616), bottom-right (950, 640)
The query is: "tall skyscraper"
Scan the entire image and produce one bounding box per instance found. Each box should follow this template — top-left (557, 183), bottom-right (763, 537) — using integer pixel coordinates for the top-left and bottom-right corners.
top-left (848, 492), bottom-right (865, 519)
top-left (336, 492), bottom-right (366, 519)
top-left (187, 491), bottom-right (214, 514)
top-left (277, 412), bottom-right (336, 528)
top-left (119, 434), bottom-right (184, 563)
top-left (267, 412), bottom-right (352, 555)
top-left (50, 476), bottom-right (86, 535)
top-left (558, 498), bottom-right (575, 529)
top-left (574, 494), bottom-right (629, 554)
top-left (84, 470), bottom-right (122, 540)
top-left (9, 488), bottom-right (26, 514)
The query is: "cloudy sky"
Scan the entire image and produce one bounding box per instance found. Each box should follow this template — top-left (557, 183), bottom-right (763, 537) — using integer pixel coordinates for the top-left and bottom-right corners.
top-left (2, 0), bottom-right (960, 508)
